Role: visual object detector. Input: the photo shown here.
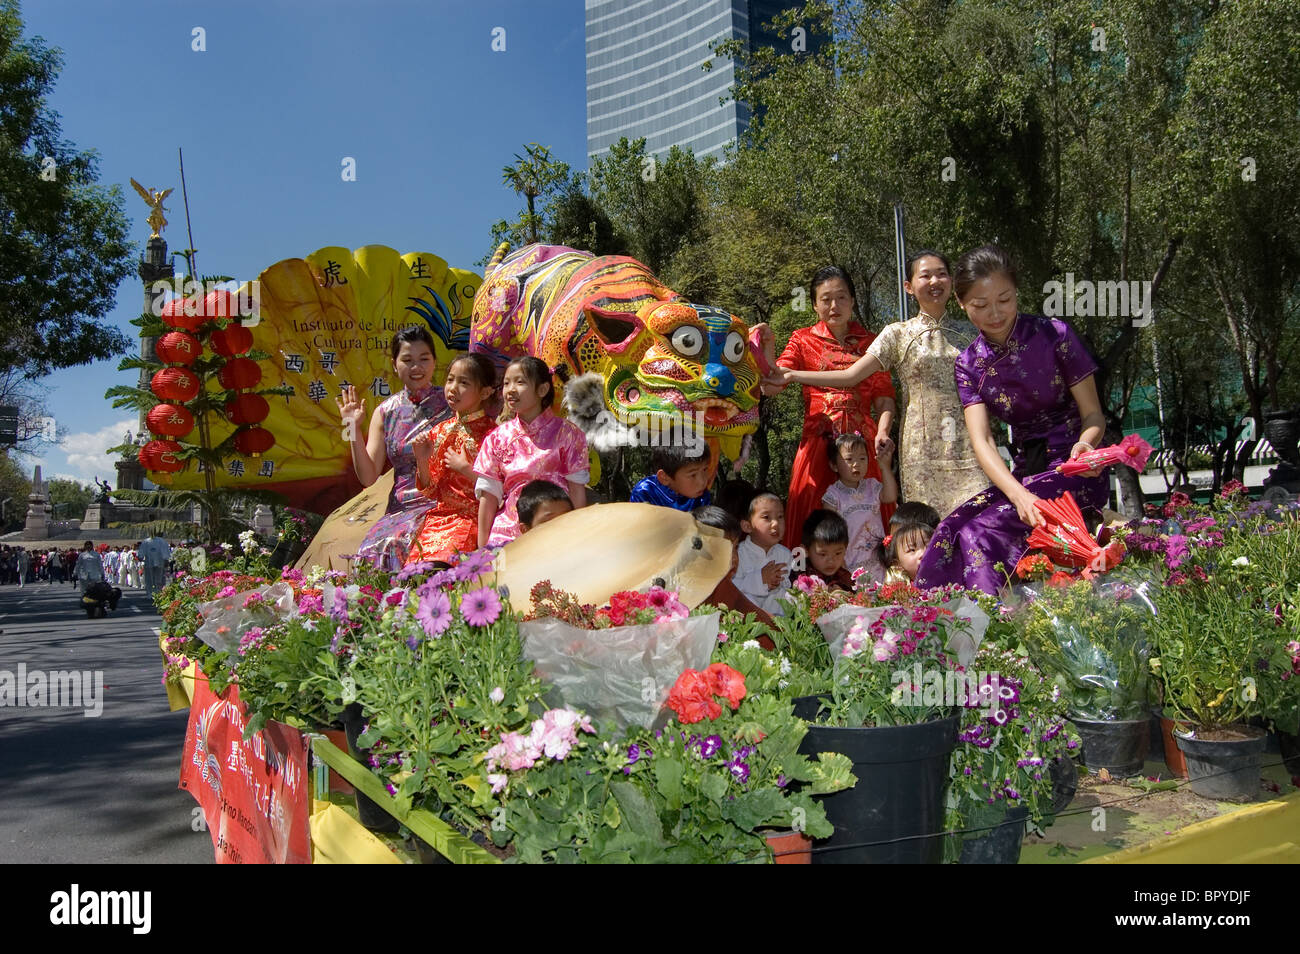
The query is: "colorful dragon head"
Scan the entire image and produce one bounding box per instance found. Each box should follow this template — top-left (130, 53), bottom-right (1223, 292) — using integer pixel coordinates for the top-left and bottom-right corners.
top-left (471, 244), bottom-right (762, 459)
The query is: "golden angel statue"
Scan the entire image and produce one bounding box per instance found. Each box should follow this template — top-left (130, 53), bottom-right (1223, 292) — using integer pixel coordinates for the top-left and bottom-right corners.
top-left (130, 178), bottom-right (174, 238)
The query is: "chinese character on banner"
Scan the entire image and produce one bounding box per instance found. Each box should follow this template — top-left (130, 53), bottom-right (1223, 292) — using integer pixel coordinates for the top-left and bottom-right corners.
top-left (337, 380), bottom-right (351, 393)
top-left (283, 385), bottom-right (294, 405)
top-left (322, 260), bottom-right (348, 287)
top-left (369, 377), bottom-right (391, 398)
top-left (307, 380), bottom-right (328, 403)
top-left (228, 460), bottom-right (245, 477)
top-left (284, 353), bottom-right (305, 373)
top-left (319, 351), bottom-right (339, 374)
top-left (258, 460), bottom-right (274, 478)
top-left (410, 257), bottom-right (431, 279)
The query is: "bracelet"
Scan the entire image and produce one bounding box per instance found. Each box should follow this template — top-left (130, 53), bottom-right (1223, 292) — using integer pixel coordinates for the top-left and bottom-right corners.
top-left (1075, 439), bottom-right (1095, 451)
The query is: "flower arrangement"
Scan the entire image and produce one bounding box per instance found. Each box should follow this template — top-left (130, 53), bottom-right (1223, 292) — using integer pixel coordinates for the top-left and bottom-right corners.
top-left (523, 580), bottom-right (690, 627)
top-left (1013, 578), bottom-right (1153, 721)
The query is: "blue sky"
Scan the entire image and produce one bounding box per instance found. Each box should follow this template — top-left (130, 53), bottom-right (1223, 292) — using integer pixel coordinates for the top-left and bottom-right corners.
top-left (19, 0), bottom-right (590, 484)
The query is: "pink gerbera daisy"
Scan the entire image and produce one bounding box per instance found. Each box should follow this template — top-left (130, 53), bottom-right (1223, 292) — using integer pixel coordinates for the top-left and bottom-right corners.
top-left (461, 586), bottom-right (502, 627)
top-left (415, 586), bottom-right (452, 638)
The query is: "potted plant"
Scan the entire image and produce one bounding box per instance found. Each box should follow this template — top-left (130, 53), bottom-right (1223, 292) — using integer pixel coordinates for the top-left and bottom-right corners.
top-left (944, 645), bottom-right (1079, 863)
top-left (1015, 577), bottom-right (1154, 777)
top-left (789, 594), bottom-right (979, 863)
top-left (1149, 511), bottom-right (1300, 799)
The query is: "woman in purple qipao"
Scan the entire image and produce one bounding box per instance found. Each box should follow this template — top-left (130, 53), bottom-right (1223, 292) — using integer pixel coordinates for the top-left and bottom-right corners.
top-left (915, 245), bottom-right (1108, 596)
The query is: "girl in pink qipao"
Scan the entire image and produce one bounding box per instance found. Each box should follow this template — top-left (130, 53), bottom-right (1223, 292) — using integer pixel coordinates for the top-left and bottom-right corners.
top-left (474, 357), bottom-right (589, 548)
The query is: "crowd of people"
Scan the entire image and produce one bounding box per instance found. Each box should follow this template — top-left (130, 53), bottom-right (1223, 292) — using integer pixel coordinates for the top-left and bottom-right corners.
top-left (0, 539), bottom-right (175, 596)
top-left (337, 243), bottom-right (1110, 606)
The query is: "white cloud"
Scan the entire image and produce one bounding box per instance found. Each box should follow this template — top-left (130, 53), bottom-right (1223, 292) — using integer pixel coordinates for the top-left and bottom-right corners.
top-left (57, 418), bottom-right (138, 483)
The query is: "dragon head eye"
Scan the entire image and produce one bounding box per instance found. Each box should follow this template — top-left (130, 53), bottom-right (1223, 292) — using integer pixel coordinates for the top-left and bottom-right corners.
top-left (670, 325), bottom-right (704, 358)
top-left (722, 331), bottom-right (746, 364)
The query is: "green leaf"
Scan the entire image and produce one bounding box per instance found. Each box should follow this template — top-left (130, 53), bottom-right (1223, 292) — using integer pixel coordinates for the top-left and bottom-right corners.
top-left (654, 757), bottom-right (683, 811)
top-left (609, 781), bottom-right (665, 843)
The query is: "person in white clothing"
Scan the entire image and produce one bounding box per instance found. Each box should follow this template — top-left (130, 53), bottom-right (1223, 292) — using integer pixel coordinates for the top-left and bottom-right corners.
top-left (140, 534), bottom-right (172, 596)
top-left (733, 492), bottom-right (793, 616)
top-left (74, 541), bottom-right (105, 594)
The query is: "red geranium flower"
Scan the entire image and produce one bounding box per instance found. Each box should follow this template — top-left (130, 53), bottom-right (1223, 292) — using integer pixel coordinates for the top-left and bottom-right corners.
top-left (1046, 570), bottom-right (1077, 588)
top-left (666, 669), bottom-right (722, 724)
top-left (704, 663), bottom-right (747, 710)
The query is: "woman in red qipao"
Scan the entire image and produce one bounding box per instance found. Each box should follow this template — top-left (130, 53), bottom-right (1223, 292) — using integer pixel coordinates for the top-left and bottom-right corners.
top-left (768, 266), bottom-right (897, 551)
top-left (405, 355), bottom-right (499, 566)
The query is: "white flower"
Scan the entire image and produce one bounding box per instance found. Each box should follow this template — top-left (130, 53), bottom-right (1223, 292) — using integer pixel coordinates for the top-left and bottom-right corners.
top-left (779, 656), bottom-right (792, 676)
top-left (742, 639), bottom-right (761, 650)
top-left (489, 686), bottom-right (505, 703)
top-left (1232, 556), bottom-right (1250, 567)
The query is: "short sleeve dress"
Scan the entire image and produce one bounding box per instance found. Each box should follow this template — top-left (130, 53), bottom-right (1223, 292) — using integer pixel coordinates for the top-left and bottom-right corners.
top-left (473, 408), bottom-right (589, 548)
top-left (865, 313), bottom-right (988, 517)
top-left (915, 314), bottom-right (1108, 596)
top-left (821, 478), bottom-right (887, 581)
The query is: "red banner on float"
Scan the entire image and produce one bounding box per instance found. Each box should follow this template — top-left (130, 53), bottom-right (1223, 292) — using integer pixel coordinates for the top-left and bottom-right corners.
top-left (180, 671), bottom-right (311, 864)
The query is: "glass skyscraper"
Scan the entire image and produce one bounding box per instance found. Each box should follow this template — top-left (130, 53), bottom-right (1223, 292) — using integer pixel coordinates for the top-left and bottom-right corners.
top-left (586, 0), bottom-right (816, 163)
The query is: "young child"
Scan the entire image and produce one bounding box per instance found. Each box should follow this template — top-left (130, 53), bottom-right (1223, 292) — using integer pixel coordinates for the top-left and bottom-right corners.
top-left (821, 433), bottom-right (897, 582)
top-left (517, 479), bottom-right (575, 531)
top-left (733, 492), bottom-right (792, 616)
top-left (406, 354), bottom-right (499, 566)
top-left (890, 500), bottom-right (941, 532)
top-left (796, 509), bottom-right (854, 591)
top-left (881, 520), bottom-right (934, 584)
top-left (474, 356), bottom-right (589, 548)
top-left (630, 439), bottom-right (713, 512)
top-left (694, 505), bottom-right (776, 628)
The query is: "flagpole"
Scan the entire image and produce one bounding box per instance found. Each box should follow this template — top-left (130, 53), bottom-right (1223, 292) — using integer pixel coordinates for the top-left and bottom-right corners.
top-left (893, 203), bottom-right (908, 321)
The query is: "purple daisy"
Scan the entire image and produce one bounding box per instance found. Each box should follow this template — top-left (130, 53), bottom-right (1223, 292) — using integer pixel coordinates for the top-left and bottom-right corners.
top-left (699, 735), bottom-right (723, 759)
top-left (415, 587), bottom-right (452, 638)
top-left (461, 586), bottom-right (502, 627)
top-left (727, 759), bottom-right (750, 784)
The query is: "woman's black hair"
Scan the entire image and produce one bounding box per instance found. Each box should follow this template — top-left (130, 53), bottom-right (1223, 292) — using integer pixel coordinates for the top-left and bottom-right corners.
top-left (504, 355), bottom-right (555, 407)
top-left (390, 325), bottom-right (437, 360)
top-left (810, 265), bottom-right (857, 304)
top-left (827, 431), bottom-right (870, 466)
top-left (906, 249), bottom-right (952, 281)
top-left (447, 352), bottom-right (497, 390)
top-left (953, 245), bottom-right (1018, 302)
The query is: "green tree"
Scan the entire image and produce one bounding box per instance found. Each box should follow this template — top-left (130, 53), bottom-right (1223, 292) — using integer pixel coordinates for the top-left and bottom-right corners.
top-left (0, 452), bottom-right (31, 529)
top-left (484, 143), bottom-right (572, 261)
top-left (0, 0), bottom-right (134, 378)
top-left (46, 476), bottom-right (92, 520)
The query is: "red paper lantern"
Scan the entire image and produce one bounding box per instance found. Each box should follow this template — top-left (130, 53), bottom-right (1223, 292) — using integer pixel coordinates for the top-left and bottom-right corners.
top-left (210, 323), bottom-right (253, 357)
top-left (146, 403), bottom-right (195, 437)
top-left (159, 297), bottom-right (206, 332)
top-left (139, 439), bottom-right (185, 473)
top-left (195, 289), bottom-right (237, 320)
top-left (217, 357), bottom-right (262, 391)
top-left (155, 331), bottom-right (201, 366)
top-left (233, 427), bottom-right (275, 457)
top-left (224, 393), bottom-right (270, 426)
top-left (151, 367), bottom-right (201, 402)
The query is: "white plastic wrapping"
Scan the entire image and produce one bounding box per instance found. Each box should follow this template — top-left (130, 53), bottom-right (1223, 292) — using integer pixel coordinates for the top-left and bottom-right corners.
top-left (520, 613), bottom-right (720, 730)
top-left (815, 598), bottom-right (989, 666)
top-left (194, 582), bottom-right (298, 654)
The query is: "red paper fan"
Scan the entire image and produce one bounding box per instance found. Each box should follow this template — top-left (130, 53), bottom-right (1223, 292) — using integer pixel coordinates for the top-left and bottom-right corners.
top-left (1057, 434), bottom-right (1153, 476)
top-left (1027, 491), bottom-right (1125, 575)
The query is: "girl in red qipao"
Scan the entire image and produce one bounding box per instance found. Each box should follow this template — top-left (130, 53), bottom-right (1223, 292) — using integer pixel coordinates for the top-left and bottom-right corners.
top-left (406, 354), bottom-right (499, 566)
top-left (770, 266), bottom-right (897, 550)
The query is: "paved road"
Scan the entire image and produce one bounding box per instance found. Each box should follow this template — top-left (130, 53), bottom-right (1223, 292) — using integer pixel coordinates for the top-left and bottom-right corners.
top-left (0, 579), bottom-right (213, 863)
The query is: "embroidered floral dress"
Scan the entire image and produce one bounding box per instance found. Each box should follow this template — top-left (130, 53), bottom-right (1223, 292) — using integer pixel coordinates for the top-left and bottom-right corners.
top-left (866, 312), bottom-right (988, 517)
top-left (405, 411), bottom-right (496, 565)
top-left (915, 314), bottom-right (1108, 596)
top-left (355, 384), bottom-right (450, 570)
top-left (473, 408), bottom-right (589, 548)
top-left (821, 478), bottom-right (887, 581)
top-left (777, 320), bottom-right (897, 550)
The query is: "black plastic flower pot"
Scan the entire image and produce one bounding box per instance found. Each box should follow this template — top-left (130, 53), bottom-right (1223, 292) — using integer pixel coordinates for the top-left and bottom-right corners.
top-left (1068, 716), bottom-right (1149, 777)
top-left (1174, 725), bottom-right (1267, 801)
top-left (342, 703), bottom-right (401, 833)
top-left (1049, 756), bottom-right (1078, 814)
top-left (793, 696), bottom-right (959, 864)
top-left (1280, 732), bottom-right (1300, 777)
top-left (958, 804), bottom-right (1029, 865)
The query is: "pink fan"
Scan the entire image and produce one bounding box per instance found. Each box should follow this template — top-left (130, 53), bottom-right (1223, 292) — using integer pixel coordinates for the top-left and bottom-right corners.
top-left (1056, 433), bottom-right (1152, 476)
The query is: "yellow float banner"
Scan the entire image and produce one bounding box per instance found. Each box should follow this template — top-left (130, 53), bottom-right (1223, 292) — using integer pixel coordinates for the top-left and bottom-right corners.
top-left (310, 800), bottom-right (402, 865)
top-left (165, 245), bottom-right (479, 514)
